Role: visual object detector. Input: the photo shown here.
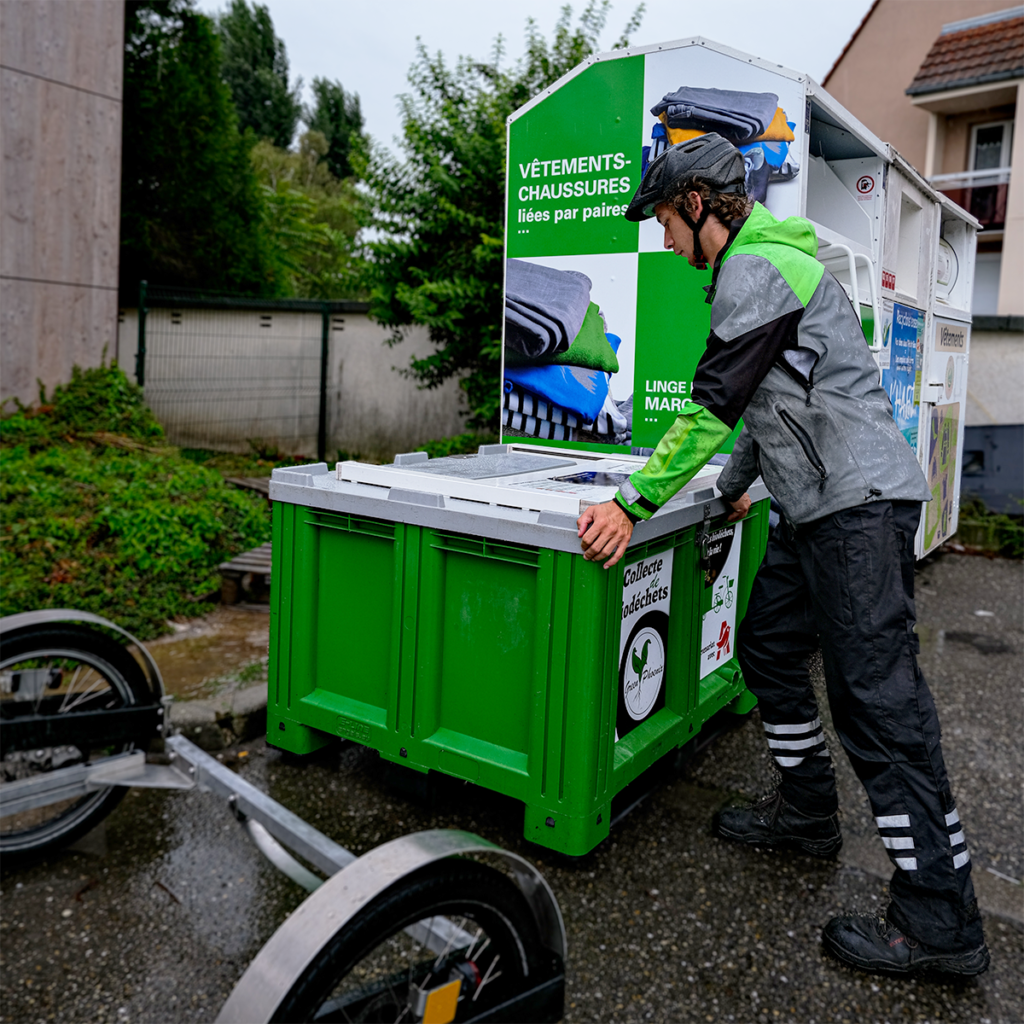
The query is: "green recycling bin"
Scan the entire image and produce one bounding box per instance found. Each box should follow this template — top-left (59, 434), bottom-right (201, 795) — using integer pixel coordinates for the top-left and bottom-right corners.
top-left (266, 449), bottom-right (769, 856)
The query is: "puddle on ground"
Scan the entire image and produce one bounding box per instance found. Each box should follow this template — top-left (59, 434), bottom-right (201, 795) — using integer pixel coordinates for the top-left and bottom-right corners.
top-left (136, 605), bottom-right (270, 702)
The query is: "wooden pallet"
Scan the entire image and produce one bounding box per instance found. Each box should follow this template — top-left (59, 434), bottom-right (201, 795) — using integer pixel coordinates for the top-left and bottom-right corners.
top-left (225, 477), bottom-right (271, 500)
top-left (219, 542), bottom-right (272, 604)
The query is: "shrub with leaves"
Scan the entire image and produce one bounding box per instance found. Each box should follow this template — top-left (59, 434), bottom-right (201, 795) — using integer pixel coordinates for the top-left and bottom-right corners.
top-left (1, 365), bottom-right (271, 639)
top-left (362, 1), bottom-right (643, 429)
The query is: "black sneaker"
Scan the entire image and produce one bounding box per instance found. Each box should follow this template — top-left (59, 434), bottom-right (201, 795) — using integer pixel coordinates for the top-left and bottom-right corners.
top-left (713, 790), bottom-right (842, 858)
top-left (822, 913), bottom-right (990, 977)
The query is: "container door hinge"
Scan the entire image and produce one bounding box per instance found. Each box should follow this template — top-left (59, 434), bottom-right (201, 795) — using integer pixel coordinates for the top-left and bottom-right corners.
top-left (699, 503), bottom-right (713, 582)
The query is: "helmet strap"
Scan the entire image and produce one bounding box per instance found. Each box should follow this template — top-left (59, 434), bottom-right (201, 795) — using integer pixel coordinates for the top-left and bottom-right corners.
top-left (679, 204), bottom-right (711, 271)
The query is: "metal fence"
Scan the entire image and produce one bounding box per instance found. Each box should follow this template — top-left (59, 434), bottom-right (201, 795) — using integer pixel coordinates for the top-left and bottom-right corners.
top-left (133, 284), bottom-right (368, 460)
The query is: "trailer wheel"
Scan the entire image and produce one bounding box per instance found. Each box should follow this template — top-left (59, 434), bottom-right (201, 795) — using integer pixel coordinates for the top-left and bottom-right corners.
top-left (241, 858), bottom-right (562, 1024)
top-left (0, 624), bottom-right (152, 862)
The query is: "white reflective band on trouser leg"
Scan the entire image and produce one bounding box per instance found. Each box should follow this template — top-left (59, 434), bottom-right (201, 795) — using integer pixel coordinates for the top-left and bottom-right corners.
top-left (948, 830), bottom-right (965, 847)
top-left (945, 809), bottom-right (960, 826)
top-left (767, 735), bottom-right (823, 750)
top-left (876, 814), bottom-right (911, 829)
top-left (882, 836), bottom-right (915, 850)
top-left (953, 850), bottom-right (971, 869)
top-left (763, 718), bottom-right (821, 735)
top-left (894, 857), bottom-right (918, 871)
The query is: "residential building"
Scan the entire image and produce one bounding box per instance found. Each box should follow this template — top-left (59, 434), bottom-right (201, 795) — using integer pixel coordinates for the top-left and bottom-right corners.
top-left (824, 1), bottom-right (1023, 512)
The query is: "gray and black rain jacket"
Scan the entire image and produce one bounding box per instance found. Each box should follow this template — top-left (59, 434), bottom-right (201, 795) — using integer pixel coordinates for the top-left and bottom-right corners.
top-left (615, 202), bottom-right (930, 524)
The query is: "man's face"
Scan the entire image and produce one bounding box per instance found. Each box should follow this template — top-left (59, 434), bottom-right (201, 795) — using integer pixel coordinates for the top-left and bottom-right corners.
top-left (655, 199), bottom-right (701, 267)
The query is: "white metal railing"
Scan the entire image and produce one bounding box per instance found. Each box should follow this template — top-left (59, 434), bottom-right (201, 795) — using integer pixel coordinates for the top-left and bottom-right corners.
top-left (929, 168), bottom-right (1011, 190)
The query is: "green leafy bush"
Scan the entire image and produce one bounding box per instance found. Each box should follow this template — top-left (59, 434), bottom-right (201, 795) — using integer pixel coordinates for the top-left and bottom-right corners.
top-left (1, 365), bottom-right (271, 638)
top-left (953, 499), bottom-right (1024, 559)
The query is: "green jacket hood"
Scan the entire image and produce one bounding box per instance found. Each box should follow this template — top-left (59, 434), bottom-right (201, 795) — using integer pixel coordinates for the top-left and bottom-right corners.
top-left (734, 202), bottom-right (818, 258)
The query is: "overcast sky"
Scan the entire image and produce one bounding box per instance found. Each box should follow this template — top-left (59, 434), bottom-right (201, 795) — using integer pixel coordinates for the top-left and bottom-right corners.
top-left (195, 0), bottom-right (876, 152)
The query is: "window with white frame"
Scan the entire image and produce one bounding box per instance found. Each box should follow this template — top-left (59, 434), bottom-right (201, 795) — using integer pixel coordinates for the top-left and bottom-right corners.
top-left (970, 120), bottom-right (1014, 172)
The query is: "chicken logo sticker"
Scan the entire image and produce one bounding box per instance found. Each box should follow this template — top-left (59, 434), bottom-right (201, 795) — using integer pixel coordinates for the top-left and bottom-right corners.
top-left (622, 625), bottom-right (666, 722)
top-left (617, 551), bottom-right (674, 741)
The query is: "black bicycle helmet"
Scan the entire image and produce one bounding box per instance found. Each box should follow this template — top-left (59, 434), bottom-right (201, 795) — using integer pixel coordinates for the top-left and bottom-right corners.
top-left (625, 133), bottom-right (746, 268)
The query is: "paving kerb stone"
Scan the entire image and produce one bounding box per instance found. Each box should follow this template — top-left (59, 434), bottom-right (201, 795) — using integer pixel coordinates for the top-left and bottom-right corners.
top-left (167, 683), bottom-right (267, 751)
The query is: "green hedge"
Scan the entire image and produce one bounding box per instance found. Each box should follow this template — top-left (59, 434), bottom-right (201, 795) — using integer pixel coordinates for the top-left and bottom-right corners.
top-left (1, 365), bottom-right (271, 638)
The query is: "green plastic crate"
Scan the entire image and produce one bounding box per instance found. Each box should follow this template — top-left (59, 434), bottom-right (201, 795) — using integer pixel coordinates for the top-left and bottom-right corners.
top-left (267, 460), bottom-right (769, 856)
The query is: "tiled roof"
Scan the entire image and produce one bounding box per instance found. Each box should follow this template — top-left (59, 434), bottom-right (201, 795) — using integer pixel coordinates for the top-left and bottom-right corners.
top-left (906, 7), bottom-right (1023, 96)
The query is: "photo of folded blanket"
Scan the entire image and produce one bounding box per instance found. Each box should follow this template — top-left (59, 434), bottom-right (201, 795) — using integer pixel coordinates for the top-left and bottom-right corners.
top-left (505, 303), bottom-right (620, 374)
top-left (650, 87), bottom-right (779, 145)
top-left (504, 260), bottom-right (593, 358)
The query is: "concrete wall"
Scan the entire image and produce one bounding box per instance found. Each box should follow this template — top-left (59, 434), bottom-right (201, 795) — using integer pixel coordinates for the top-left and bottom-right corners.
top-left (822, 0), bottom-right (1021, 171)
top-left (328, 315), bottom-right (470, 460)
top-left (1, 0), bottom-right (124, 407)
top-left (966, 329), bottom-right (1024, 427)
top-left (117, 308), bottom-right (469, 461)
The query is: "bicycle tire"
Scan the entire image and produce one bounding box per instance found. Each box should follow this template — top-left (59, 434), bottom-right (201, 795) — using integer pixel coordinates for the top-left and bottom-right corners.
top-left (271, 858), bottom-right (556, 1024)
top-left (0, 624), bottom-right (153, 861)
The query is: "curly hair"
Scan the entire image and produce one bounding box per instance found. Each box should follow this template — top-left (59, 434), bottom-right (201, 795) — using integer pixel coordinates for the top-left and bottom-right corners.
top-left (669, 177), bottom-right (752, 224)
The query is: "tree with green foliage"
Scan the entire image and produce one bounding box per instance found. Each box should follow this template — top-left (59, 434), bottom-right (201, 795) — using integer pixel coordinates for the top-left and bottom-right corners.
top-left (305, 77), bottom-right (366, 181)
top-left (216, 0), bottom-right (302, 148)
top-left (362, 1), bottom-right (643, 429)
top-left (251, 131), bottom-right (363, 298)
top-left (120, 0), bottom-right (279, 298)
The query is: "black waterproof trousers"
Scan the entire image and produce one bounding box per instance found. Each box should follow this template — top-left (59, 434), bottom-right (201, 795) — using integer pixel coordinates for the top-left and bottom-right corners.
top-left (737, 500), bottom-right (983, 950)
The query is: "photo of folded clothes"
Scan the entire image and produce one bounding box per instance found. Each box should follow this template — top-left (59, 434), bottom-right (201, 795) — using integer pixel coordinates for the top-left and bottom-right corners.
top-left (650, 87), bottom-right (779, 145)
top-left (643, 90), bottom-right (801, 193)
top-left (505, 323), bottom-right (623, 423)
top-left (505, 303), bottom-right (620, 374)
top-left (505, 260), bottom-right (593, 358)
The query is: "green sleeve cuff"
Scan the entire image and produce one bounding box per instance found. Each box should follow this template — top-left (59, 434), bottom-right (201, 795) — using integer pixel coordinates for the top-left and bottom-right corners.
top-left (613, 494), bottom-right (646, 523)
top-left (617, 402), bottom-right (732, 515)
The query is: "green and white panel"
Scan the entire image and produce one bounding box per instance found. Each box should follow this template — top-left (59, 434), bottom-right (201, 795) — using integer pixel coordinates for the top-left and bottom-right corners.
top-left (504, 41), bottom-right (807, 453)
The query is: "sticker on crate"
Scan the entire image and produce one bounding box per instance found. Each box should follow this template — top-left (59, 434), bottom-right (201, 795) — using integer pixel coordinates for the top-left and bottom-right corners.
top-left (699, 520), bottom-right (743, 681)
top-left (616, 551), bottom-right (673, 741)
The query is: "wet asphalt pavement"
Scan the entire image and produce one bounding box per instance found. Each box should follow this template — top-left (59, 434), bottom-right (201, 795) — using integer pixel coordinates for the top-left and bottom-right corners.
top-left (1, 552), bottom-right (1021, 1024)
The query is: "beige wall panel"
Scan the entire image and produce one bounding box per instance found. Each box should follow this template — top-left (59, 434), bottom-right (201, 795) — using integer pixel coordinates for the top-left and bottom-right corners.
top-left (997, 84), bottom-right (1023, 315)
top-left (330, 320), bottom-right (468, 459)
top-left (965, 331), bottom-right (1024, 425)
top-left (0, 0), bottom-right (124, 99)
top-left (823, 0), bottom-right (1021, 170)
top-left (2, 68), bottom-right (122, 286)
top-left (1, 278), bottom-right (118, 405)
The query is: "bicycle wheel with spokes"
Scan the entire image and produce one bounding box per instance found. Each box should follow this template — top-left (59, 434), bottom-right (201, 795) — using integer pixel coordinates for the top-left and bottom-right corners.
top-left (262, 858), bottom-right (562, 1024)
top-left (0, 624), bottom-right (153, 862)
